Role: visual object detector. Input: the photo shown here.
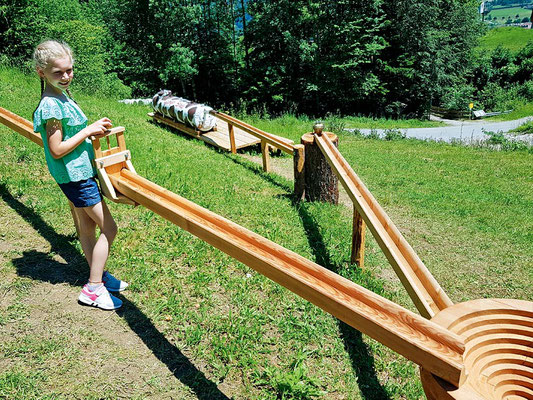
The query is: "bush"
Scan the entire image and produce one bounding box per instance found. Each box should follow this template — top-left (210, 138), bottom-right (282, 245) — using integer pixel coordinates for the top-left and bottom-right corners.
top-left (441, 83), bottom-right (476, 110)
top-left (46, 20), bottom-right (131, 98)
top-left (384, 128), bottom-right (406, 141)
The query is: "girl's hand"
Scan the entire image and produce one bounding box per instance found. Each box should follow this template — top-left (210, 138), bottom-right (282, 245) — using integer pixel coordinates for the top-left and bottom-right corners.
top-left (85, 118), bottom-right (112, 138)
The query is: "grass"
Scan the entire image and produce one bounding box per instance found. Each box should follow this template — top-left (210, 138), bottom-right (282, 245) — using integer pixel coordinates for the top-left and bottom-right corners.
top-left (486, 6), bottom-right (532, 22)
top-left (1, 65), bottom-right (532, 399)
top-left (510, 119), bottom-right (533, 133)
top-left (477, 26), bottom-right (533, 53)
top-left (485, 102), bottom-right (533, 121)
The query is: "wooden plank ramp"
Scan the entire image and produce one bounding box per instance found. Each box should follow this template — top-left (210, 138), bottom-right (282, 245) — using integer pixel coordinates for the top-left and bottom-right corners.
top-left (314, 133), bottom-right (454, 319)
top-left (150, 112), bottom-right (277, 152)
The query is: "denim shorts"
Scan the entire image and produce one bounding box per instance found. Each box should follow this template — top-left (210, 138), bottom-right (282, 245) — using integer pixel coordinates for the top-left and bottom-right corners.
top-left (58, 177), bottom-right (102, 208)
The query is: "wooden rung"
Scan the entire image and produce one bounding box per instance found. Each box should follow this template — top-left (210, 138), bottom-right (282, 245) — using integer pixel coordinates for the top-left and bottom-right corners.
top-left (93, 150), bottom-right (131, 169)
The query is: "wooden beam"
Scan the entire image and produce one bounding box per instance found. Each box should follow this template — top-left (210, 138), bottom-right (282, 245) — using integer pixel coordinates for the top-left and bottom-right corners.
top-left (351, 206), bottom-right (366, 267)
top-left (314, 133), bottom-right (453, 319)
top-left (228, 123), bottom-right (236, 154)
top-left (293, 144), bottom-right (305, 202)
top-left (0, 107), bottom-right (42, 147)
top-left (261, 140), bottom-right (271, 172)
top-left (149, 112), bottom-right (200, 137)
top-left (213, 111), bottom-right (294, 155)
top-left (109, 168), bottom-right (465, 386)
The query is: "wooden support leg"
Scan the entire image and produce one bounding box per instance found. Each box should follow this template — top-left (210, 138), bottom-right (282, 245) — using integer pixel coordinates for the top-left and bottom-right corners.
top-left (261, 139), bottom-right (271, 172)
top-left (351, 206), bottom-right (366, 267)
top-left (68, 201), bottom-right (81, 238)
top-left (293, 144), bottom-right (305, 202)
top-left (228, 123), bottom-right (236, 154)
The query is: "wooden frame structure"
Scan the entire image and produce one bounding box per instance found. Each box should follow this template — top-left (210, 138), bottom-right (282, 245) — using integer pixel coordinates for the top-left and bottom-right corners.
top-left (2, 106), bottom-right (532, 400)
top-left (149, 110), bottom-right (295, 173)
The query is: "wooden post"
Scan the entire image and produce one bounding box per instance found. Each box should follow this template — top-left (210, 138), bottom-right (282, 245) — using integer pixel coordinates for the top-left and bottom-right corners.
top-left (351, 206), bottom-right (366, 267)
top-left (261, 139), bottom-right (271, 172)
top-left (228, 122), bottom-right (236, 154)
top-left (300, 128), bottom-right (339, 204)
top-left (293, 144), bottom-right (305, 202)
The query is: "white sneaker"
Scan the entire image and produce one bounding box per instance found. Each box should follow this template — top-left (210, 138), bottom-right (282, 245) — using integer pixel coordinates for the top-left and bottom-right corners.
top-left (78, 284), bottom-right (122, 310)
top-left (102, 271), bottom-right (129, 292)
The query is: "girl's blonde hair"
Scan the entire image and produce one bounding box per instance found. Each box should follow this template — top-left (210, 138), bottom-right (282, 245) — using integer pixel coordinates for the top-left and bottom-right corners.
top-left (33, 40), bottom-right (74, 70)
top-left (33, 40), bottom-right (76, 99)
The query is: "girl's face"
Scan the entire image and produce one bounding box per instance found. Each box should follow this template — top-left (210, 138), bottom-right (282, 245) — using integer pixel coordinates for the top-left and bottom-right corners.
top-left (37, 56), bottom-right (73, 95)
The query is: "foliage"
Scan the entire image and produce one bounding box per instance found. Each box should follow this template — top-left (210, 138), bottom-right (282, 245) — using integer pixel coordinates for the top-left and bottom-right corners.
top-left (46, 20), bottom-right (131, 98)
top-left (0, 0), bottom-right (527, 117)
top-left (254, 352), bottom-right (327, 399)
top-left (483, 129), bottom-right (531, 151)
top-left (510, 119), bottom-right (533, 133)
top-left (441, 83), bottom-right (476, 110)
top-left (381, 0), bottom-right (484, 117)
top-left (0, 0), bottom-right (130, 97)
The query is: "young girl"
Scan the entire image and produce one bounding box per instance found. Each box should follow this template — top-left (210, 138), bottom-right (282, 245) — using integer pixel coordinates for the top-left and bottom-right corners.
top-left (33, 40), bottom-right (127, 310)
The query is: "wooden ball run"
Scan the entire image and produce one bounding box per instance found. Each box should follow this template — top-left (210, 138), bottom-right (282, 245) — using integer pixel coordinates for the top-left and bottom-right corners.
top-left (1, 106), bottom-right (532, 400)
top-left (421, 298), bottom-right (533, 400)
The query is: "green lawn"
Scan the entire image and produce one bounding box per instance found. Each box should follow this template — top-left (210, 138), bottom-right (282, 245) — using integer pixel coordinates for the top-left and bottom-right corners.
top-left (477, 26), bottom-right (533, 53)
top-left (487, 5), bottom-right (532, 22)
top-left (1, 65), bottom-right (532, 399)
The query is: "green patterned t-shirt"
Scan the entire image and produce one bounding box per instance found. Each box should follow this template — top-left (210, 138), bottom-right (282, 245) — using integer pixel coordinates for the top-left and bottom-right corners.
top-left (33, 95), bottom-right (96, 184)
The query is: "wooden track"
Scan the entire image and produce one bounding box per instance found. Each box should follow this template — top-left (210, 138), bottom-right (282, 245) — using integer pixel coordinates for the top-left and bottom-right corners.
top-left (421, 298), bottom-right (533, 400)
top-left (109, 167), bottom-right (466, 386)
top-left (0, 106), bottom-right (42, 146)
top-left (149, 112), bottom-right (294, 154)
top-left (314, 133), bottom-right (453, 319)
top-left (3, 106), bottom-right (533, 399)
top-left (149, 112), bottom-right (261, 151)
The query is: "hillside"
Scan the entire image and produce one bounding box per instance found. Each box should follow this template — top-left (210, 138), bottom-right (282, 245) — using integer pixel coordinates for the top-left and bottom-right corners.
top-left (477, 26), bottom-right (533, 52)
top-left (1, 65), bottom-right (532, 399)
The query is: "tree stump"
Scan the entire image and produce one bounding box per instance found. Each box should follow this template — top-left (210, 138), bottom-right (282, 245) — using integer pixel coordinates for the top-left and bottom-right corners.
top-left (300, 132), bottom-right (339, 204)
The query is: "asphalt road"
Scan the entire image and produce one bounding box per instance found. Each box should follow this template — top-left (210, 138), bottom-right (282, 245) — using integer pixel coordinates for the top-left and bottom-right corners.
top-left (354, 116), bottom-right (533, 144)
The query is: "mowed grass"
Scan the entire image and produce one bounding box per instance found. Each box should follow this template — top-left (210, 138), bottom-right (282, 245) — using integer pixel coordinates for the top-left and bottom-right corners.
top-left (477, 26), bottom-right (533, 53)
top-left (1, 65), bottom-right (532, 399)
top-left (487, 6), bottom-right (532, 22)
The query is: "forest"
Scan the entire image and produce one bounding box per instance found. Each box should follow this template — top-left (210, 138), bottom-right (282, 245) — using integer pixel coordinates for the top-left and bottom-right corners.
top-left (1, 0), bottom-right (532, 118)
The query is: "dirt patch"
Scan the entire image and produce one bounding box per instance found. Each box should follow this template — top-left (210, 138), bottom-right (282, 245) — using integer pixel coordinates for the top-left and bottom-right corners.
top-left (0, 197), bottom-right (225, 399)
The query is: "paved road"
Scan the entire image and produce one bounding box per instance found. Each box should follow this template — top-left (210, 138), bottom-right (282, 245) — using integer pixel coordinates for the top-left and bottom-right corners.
top-left (353, 116), bottom-right (533, 144)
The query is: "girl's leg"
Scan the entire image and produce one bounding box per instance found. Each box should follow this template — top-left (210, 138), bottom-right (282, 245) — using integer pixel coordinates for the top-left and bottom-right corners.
top-left (75, 200), bottom-right (118, 283)
top-left (72, 207), bottom-right (97, 267)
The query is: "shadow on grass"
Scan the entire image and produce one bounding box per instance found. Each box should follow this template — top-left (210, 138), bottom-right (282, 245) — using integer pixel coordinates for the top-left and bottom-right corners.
top-left (1, 183), bottom-right (230, 400)
top-left (297, 203), bottom-right (391, 400)
top-left (221, 152), bottom-right (293, 193)
top-left (212, 158), bottom-right (391, 399)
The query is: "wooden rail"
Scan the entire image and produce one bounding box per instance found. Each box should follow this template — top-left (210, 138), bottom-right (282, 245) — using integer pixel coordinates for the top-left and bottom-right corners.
top-left (0, 106), bottom-right (42, 146)
top-left (314, 133), bottom-right (453, 319)
top-left (212, 111), bottom-right (295, 156)
top-left (110, 168), bottom-right (465, 386)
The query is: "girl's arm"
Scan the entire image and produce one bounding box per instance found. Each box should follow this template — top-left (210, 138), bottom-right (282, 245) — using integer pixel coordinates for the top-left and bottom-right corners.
top-left (46, 117), bottom-right (112, 159)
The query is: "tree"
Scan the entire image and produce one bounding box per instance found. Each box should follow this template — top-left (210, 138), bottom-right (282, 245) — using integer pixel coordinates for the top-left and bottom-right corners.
top-left (380, 0), bottom-right (483, 116)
